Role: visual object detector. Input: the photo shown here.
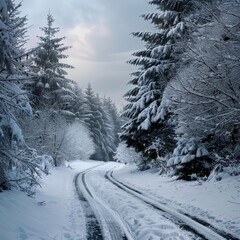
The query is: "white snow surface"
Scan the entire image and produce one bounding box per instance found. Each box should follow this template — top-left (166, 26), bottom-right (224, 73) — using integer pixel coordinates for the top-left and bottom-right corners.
top-left (0, 160), bottom-right (240, 240)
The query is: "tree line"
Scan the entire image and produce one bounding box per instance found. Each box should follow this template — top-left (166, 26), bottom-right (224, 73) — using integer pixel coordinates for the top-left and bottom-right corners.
top-left (0, 0), bottom-right (121, 193)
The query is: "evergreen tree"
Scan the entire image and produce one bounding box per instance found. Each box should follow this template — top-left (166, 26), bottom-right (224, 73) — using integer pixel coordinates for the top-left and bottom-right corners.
top-left (0, 0), bottom-right (48, 192)
top-left (35, 12), bottom-right (73, 77)
top-left (103, 97), bottom-right (121, 153)
top-left (95, 94), bottom-right (114, 161)
top-left (8, 1), bottom-right (28, 51)
top-left (26, 12), bottom-right (74, 109)
top-left (84, 85), bottom-right (121, 161)
top-left (121, 0), bottom-right (192, 168)
top-left (84, 84), bottom-right (104, 160)
top-left (72, 85), bottom-right (89, 124)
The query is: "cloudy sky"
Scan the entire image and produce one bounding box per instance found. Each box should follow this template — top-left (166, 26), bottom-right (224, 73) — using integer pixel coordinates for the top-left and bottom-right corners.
top-left (20, 0), bottom-right (154, 108)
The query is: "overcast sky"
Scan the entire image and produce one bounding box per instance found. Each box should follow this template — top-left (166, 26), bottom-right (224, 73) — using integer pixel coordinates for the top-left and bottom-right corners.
top-left (21, 0), bottom-right (154, 108)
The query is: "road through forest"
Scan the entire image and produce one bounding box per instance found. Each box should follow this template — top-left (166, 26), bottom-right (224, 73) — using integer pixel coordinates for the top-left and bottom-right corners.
top-left (1, 160), bottom-right (239, 240)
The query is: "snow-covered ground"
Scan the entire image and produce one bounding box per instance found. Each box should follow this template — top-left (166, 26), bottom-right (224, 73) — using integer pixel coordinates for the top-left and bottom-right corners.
top-left (0, 160), bottom-right (100, 240)
top-left (0, 160), bottom-right (239, 240)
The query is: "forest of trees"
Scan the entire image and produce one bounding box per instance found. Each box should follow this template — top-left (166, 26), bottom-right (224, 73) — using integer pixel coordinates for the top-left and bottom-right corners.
top-left (1, 0), bottom-right (240, 193)
top-left (0, 0), bottom-right (121, 193)
top-left (121, 0), bottom-right (240, 180)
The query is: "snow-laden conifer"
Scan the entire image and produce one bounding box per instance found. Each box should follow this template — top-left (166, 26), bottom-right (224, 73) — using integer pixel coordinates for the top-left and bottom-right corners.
top-left (121, 0), bottom-right (191, 168)
top-left (0, 0), bottom-right (50, 192)
top-left (25, 12), bottom-right (74, 110)
top-left (84, 84), bottom-right (121, 161)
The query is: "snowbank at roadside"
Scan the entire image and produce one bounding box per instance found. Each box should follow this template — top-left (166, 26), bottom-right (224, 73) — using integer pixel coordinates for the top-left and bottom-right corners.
top-left (0, 160), bottom-right (100, 240)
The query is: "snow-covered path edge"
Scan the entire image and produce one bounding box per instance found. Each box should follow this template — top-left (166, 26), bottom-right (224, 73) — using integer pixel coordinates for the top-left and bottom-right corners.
top-left (112, 164), bottom-right (240, 239)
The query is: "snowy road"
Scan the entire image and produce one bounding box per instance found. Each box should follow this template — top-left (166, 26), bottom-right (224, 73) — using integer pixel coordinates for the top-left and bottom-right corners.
top-left (74, 163), bottom-right (128, 240)
top-left (106, 167), bottom-right (238, 240)
top-left (74, 164), bottom-right (105, 240)
top-left (1, 160), bottom-right (239, 240)
top-left (75, 162), bottom-right (236, 240)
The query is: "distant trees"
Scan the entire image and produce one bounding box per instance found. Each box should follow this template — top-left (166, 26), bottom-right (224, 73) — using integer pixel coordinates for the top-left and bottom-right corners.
top-left (22, 13), bottom-right (121, 166)
top-left (84, 84), bottom-right (121, 161)
top-left (121, 0), bottom-right (240, 179)
top-left (61, 121), bottom-right (95, 161)
top-left (0, 3), bottom-right (121, 193)
top-left (103, 97), bottom-right (121, 154)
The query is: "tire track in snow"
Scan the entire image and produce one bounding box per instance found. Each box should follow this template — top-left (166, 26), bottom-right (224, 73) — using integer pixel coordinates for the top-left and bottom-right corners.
top-left (74, 168), bottom-right (104, 240)
top-left (106, 169), bottom-right (239, 240)
top-left (87, 164), bottom-right (198, 240)
top-left (82, 172), bottom-right (129, 240)
top-left (75, 164), bottom-right (131, 240)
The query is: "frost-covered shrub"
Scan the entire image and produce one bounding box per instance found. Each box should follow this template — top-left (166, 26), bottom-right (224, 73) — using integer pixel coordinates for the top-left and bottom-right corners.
top-left (208, 164), bottom-right (240, 181)
top-left (62, 122), bottom-right (95, 161)
top-left (22, 110), bottom-right (95, 165)
top-left (114, 142), bottom-right (142, 164)
top-left (0, 145), bottom-right (53, 194)
top-left (167, 134), bottom-right (213, 180)
top-left (150, 154), bottom-right (172, 174)
top-left (35, 155), bottom-right (54, 174)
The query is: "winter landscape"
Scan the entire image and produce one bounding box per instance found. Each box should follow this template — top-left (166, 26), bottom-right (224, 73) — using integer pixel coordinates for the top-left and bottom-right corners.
top-left (0, 0), bottom-right (240, 239)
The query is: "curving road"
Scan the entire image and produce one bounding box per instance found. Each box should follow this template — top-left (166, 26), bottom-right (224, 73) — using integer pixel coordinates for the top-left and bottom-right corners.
top-left (74, 162), bottom-right (238, 240)
top-left (74, 164), bottom-right (129, 240)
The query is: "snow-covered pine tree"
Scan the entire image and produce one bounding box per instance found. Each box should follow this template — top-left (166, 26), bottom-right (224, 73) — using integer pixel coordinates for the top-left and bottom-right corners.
top-left (84, 84), bottom-right (105, 160)
top-left (167, 0), bottom-right (240, 179)
top-left (9, 1), bottom-right (29, 49)
top-left (27, 12), bottom-right (74, 109)
top-left (96, 94), bottom-right (115, 161)
top-left (0, 0), bottom-right (48, 192)
top-left (71, 84), bottom-right (90, 124)
top-left (84, 84), bottom-right (120, 161)
top-left (121, 0), bottom-right (192, 168)
top-left (103, 97), bottom-right (121, 155)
